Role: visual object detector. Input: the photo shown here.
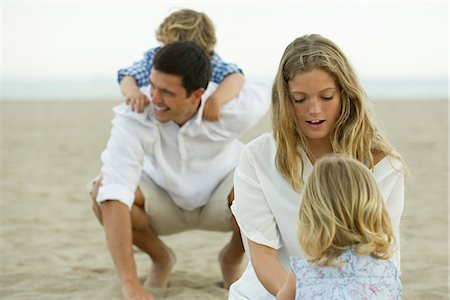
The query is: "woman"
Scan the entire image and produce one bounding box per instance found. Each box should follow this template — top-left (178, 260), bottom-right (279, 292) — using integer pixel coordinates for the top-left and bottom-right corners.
top-left (229, 34), bottom-right (405, 299)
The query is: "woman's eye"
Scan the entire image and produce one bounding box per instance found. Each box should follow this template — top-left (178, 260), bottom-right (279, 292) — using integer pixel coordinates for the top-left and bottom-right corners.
top-left (293, 98), bottom-right (306, 103)
top-left (322, 96), bottom-right (333, 100)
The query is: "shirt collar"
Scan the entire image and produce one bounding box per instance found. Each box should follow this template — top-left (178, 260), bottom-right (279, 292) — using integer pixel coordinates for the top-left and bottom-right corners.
top-left (191, 82), bottom-right (218, 125)
top-left (193, 96), bottom-right (207, 125)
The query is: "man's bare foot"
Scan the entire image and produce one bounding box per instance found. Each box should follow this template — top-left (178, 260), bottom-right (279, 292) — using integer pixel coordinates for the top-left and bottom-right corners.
top-left (122, 283), bottom-right (155, 300)
top-left (219, 244), bottom-right (244, 289)
top-left (146, 246), bottom-right (176, 288)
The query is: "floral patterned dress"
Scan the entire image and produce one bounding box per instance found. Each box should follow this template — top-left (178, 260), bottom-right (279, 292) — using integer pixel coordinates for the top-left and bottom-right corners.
top-left (291, 249), bottom-right (402, 299)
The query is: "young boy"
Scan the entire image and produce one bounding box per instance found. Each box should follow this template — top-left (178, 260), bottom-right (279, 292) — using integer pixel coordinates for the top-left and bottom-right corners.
top-left (117, 8), bottom-right (244, 121)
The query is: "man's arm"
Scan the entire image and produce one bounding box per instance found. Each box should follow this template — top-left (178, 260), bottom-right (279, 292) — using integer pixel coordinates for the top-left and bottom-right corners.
top-left (100, 200), bottom-right (155, 300)
top-left (248, 239), bottom-right (287, 296)
top-left (203, 73), bottom-right (245, 121)
top-left (97, 108), bottom-right (154, 299)
top-left (120, 76), bottom-right (150, 113)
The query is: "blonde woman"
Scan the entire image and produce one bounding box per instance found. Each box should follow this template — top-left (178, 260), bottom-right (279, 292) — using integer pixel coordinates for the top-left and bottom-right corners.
top-left (276, 154), bottom-right (401, 299)
top-left (229, 34), bottom-right (405, 299)
top-left (118, 8), bottom-right (244, 120)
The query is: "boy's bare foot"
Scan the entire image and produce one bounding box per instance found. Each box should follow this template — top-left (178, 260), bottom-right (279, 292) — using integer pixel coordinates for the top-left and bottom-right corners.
top-left (219, 244), bottom-right (244, 289)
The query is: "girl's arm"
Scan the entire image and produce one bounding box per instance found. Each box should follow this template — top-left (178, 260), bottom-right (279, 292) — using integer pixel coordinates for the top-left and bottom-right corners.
top-left (248, 239), bottom-right (287, 296)
top-left (276, 271), bottom-right (296, 300)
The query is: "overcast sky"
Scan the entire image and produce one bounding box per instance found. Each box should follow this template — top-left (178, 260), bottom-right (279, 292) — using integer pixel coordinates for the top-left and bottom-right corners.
top-left (2, 1), bottom-right (448, 82)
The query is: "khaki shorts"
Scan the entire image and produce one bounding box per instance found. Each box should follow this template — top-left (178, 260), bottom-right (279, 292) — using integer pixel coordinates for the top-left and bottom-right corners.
top-left (141, 171), bottom-right (234, 235)
top-left (89, 170), bottom-right (234, 236)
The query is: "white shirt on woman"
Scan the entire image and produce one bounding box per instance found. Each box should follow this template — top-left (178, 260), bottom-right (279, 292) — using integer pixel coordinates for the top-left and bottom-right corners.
top-left (229, 133), bottom-right (404, 300)
top-left (96, 81), bottom-right (270, 211)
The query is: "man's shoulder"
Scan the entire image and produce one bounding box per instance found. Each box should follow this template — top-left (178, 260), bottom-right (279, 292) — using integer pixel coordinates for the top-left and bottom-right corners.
top-left (112, 103), bottom-right (155, 128)
top-left (202, 82), bottom-right (219, 100)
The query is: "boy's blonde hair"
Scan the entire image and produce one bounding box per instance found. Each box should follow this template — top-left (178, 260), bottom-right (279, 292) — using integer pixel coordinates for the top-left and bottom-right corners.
top-left (298, 154), bottom-right (395, 266)
top-left (156, 8), bottom-right (216, 56)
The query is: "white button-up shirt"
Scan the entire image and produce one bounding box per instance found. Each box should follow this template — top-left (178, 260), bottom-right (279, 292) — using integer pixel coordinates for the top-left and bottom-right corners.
top-left (97, 81), bottom-right (270, 211)
top-left (229, 133), bottom-right (405, 300)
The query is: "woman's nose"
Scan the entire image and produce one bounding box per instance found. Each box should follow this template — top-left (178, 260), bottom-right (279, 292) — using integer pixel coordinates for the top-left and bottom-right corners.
top-left (308, 98), bottom-right (322, 114)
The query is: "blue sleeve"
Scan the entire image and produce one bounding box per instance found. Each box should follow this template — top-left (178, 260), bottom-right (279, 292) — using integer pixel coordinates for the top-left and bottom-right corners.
top-left (210, 53), bottom-right (243, 84)
top-left (117, 47), bottom-right (160, 87)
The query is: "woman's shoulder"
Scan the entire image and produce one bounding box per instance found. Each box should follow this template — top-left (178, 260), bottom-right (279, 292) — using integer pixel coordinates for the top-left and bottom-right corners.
top-left (241, 133), bottom-right (277, 161)
top-left (372, 153), bottom-right (404, 181)
top-left (245, 132), bottom-right (276, 150)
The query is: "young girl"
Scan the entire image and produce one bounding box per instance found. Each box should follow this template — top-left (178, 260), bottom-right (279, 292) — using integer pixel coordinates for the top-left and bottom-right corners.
top-left (118, 8), bottom-right (244, 120)
top-left (276, 154), bottom-right (402, 299)
top-left (229, 34), bottom-right (405, 299)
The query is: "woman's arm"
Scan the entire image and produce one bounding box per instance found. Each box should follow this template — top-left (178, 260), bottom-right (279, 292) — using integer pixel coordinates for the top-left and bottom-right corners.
top-left (248, 239), bottom-right (287, 296)
top-left (276, 271), bottom-right (296, 300)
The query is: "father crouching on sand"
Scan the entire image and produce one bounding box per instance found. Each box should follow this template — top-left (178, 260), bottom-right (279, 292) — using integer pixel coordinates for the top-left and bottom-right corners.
top-left (88, 41), bottom-right (270, 300)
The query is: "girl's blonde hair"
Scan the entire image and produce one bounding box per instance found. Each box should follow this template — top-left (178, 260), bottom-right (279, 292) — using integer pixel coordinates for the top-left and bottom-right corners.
top-left (156, 9), bottom-right (216, 56)
top-left (298, 154), bottom-right (395, 266)
top-left (272, 34), bottom-right (402, 191)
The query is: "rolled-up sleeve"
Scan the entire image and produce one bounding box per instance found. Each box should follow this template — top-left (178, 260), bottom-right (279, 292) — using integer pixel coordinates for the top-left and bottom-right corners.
top-left (210, 53), bottom-right (243, 84)
top-left (231, 146), bottom-right (282, 249)
top-left (97, 107), bottom-right (150, 210)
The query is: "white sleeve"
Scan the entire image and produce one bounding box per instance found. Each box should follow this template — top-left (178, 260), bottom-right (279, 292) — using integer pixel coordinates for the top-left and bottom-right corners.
top-left (374, 157), bottom-right (405, 269)
top-left (96, 111), bottom-right (150, 210)
top-left (231, 146), bottom-right (282, 250)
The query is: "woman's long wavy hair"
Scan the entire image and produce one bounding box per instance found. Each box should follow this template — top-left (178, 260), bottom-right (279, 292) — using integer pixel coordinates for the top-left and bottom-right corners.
top-left (298, 154), bottom-right (395, 266)
top-left (272, 34), bottom-right (401, 191)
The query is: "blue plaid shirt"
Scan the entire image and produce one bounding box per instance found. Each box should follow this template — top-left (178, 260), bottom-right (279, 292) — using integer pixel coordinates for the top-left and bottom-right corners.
top-left (117, 46), bottom-right (243, 87)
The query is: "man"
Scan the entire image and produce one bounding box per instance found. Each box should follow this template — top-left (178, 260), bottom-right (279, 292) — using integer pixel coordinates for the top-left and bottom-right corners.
top-left (89, 41), bottom-right (270, 300)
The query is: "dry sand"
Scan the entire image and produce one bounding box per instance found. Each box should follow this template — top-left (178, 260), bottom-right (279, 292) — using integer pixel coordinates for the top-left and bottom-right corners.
top-left (0, 100), bottom-right (448, 299)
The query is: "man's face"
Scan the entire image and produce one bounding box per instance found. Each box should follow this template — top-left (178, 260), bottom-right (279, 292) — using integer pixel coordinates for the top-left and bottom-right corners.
top-left (149, 69), bottom-right (203, 126)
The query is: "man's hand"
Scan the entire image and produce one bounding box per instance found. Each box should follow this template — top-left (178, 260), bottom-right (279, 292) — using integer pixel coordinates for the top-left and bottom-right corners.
top-left (203, 96), bottom-right (222, 121)
top-left (125, 90), bottom-right (150, 113)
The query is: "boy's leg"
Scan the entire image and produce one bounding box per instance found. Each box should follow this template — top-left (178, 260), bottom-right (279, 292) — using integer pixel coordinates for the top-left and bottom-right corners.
top-left (89, 177), bottom-right (175, 288)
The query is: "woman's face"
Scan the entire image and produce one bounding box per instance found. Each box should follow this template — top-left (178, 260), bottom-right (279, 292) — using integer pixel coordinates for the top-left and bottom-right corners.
top-left (288, 68), bottom-right (341, 146)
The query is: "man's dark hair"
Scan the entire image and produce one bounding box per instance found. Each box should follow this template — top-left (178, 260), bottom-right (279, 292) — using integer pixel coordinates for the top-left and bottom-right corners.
top-left (153, 41), bottom-right (211, 96)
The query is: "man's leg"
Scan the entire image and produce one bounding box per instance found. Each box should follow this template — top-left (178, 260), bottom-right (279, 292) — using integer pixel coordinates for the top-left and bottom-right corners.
top-left (219, 188), bottom-right (245, 289)
top-left (90, 178), bottom-right (175, 288)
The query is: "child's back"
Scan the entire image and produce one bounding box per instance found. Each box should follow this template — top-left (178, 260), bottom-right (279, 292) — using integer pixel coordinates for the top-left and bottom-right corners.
top-left (291, 249), bottom-right (401, 299)
top-left (276, 154), bottom-right (403, 300)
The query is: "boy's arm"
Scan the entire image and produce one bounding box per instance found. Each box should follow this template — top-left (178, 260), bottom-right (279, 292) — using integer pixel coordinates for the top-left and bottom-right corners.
top-left (118, 48), bottom-right (159, 113)
top-left (120, 76), bottom-right (150, 112)
top-left (203, 72), bottom-right (245, 121)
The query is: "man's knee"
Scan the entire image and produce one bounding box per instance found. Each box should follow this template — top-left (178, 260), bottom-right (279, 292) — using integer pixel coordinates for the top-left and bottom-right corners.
top-left (89, 177), bottom-right (103, 224)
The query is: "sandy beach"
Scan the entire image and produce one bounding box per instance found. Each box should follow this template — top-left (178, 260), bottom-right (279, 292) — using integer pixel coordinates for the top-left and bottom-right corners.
top-left (0, 99), bottom-right (448, 299)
